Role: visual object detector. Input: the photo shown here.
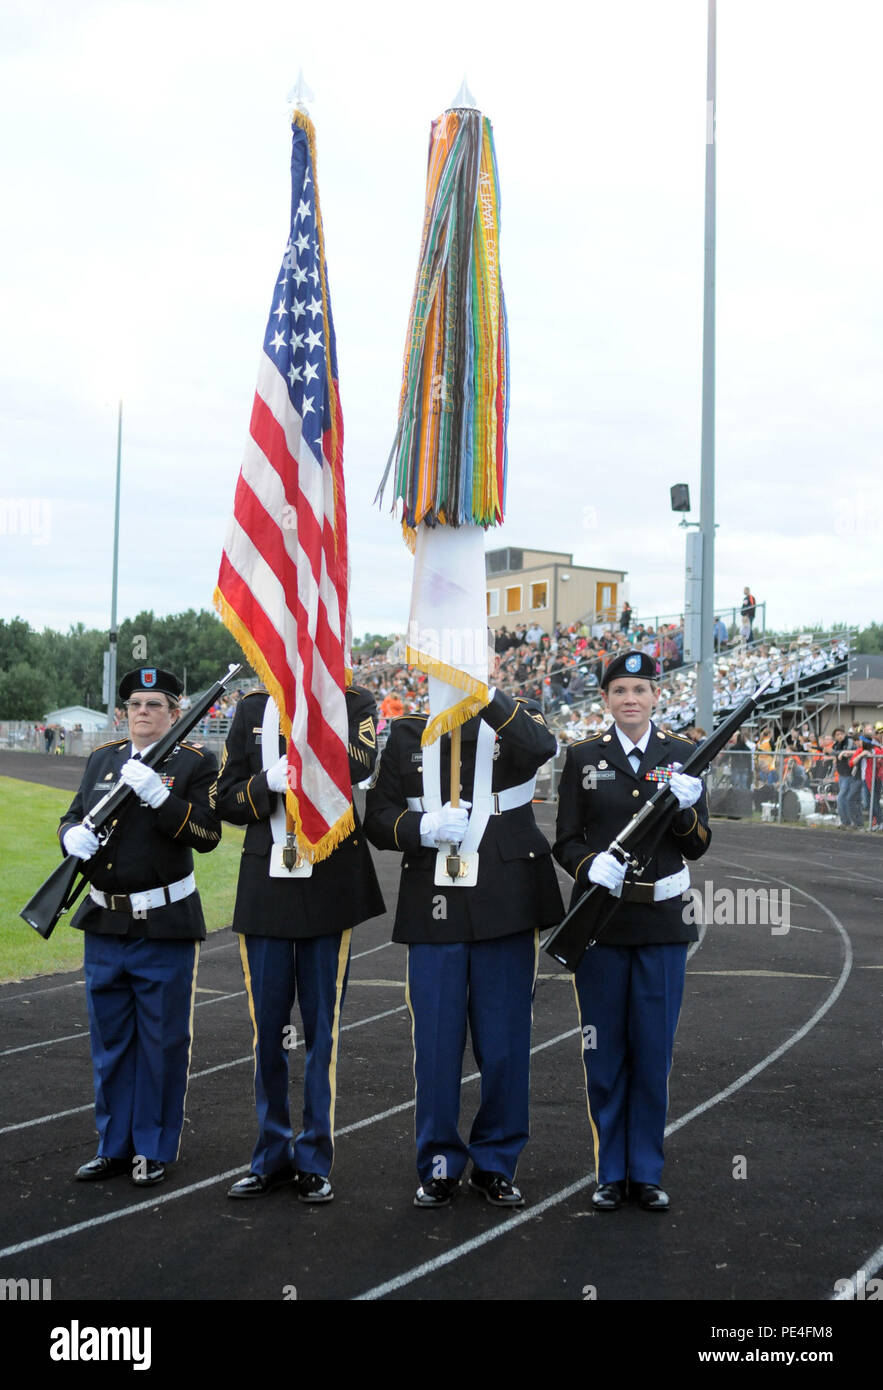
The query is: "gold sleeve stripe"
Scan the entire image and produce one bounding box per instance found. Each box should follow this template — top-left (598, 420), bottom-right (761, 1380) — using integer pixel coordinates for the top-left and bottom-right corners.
top-left (191, 823), bottom-right (220, 842)
top-left (246, 777), bottom-right (259, 818)
top-left (393, 810), bottom-right (408, 850)
top-left (173, 803), bottom-right (193, 838)
top-left (673, 809), bottom-right (699, 837)
top-left (494, 700), bottom-right (523, 734)
top-left (574, 852), bottom-right (598, 882)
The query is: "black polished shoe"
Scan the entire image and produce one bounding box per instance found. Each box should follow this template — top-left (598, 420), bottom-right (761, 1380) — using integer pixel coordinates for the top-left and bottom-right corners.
top-left (132, 1159), bottom-right (165, 1187)
top-left (227, 1166), bottom-right (295, 1199)
top-left (469, 1170), bottom-right (524, 1207)
top-left (414, 1177), bottom-right (460, 1208)
top-left (592, 1180), bottom-right (626, 1211)
top-left (634, 1182), bottom-right (669, 1211)
top-left (74, 1155), bottom-right (130, 1182)
top-left (295, 1171), bottom-right (333, 1203)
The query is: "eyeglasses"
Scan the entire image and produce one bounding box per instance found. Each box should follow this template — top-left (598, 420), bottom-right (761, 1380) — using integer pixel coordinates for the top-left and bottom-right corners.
top-left (125, 699), bottom-right (167, 712)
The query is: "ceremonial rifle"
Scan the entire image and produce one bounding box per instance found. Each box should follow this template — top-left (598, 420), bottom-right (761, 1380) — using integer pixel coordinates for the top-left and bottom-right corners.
top-left (544, 676), bottom-right (773, 972)
top-left (20, 662), bottom-right (243, 939)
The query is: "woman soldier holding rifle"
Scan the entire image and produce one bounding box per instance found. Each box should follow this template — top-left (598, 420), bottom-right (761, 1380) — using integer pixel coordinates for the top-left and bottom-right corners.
top-left (553, 650), bottom-right (710, 1213)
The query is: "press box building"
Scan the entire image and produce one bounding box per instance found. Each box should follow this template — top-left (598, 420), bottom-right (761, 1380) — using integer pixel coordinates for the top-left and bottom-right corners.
top-left (485, 548), bottom-right (627, 632)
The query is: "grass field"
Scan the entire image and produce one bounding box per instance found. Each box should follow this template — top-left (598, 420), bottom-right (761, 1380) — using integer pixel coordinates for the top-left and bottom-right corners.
top-left (0, 775), bottom-right (243, 983)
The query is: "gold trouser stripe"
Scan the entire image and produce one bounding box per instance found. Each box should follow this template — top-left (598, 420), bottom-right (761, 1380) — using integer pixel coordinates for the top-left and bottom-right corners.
top-left (238, 935), bottom-right (260, 1100)
top-left (404, 950), bottom-right (418, 1147)
top-left (175, 942), bottom-right (201, 1161)
top-left (571, 975), bottom-right (600, 1182)
top-left (326, 929), bottom-right (352, 1171)
top-left (530, 928), bottom-right (540, 1024)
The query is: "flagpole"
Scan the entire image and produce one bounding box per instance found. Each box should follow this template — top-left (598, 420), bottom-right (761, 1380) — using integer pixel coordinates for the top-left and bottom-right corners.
top-left (106, 400), bottom-right (122, 731)
top-left (697, 0), bottom-right (716, 735)
top-left (449, 725), bottom-right (461, 808)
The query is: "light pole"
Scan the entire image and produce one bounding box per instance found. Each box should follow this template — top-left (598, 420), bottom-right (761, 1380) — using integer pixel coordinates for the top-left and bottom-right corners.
top-left (697, 0), bottom-right (717, 734)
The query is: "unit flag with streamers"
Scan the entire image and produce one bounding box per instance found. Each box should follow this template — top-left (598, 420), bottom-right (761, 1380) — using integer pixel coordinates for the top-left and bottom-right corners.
top-left (377, 102), bottom-right (509, 744)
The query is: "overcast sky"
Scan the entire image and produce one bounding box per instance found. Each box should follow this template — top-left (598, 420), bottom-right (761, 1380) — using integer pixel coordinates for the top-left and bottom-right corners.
top-left (1, 0), bottom-right (880, 649)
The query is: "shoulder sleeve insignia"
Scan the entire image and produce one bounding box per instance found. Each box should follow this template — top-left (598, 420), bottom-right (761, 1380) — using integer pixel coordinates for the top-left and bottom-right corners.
top-left (358, 717), bottom-right (377, 748)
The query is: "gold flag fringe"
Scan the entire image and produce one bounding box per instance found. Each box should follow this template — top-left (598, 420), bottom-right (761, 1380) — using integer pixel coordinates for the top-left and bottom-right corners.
top-left (406, 642), bottom-right (490, 745)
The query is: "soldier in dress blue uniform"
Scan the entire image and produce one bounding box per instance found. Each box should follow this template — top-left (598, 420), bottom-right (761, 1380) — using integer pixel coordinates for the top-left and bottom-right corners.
top-left (218, 685), bottom-right (384, 1202)
top-left (59, 667), bottom-right (221, 1187)
top-left (364, 680), bottom-right (563, 1208)
top-left (554, 650), bottom-right (710, 1211)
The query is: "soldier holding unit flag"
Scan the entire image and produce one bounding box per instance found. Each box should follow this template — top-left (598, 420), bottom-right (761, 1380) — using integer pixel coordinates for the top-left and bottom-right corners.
top-left (368, 97), bottom-right (562, 1207)
top-left (365, 665), bottom-right (562, 1207)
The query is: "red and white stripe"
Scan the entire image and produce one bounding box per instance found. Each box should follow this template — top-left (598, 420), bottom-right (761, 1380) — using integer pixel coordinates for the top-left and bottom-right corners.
top-left (217, 353), bottom-right (351, 855)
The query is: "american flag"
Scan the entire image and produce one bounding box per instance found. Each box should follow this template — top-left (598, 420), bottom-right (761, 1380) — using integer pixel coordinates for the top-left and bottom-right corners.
top-left (215, 112), bottom-right (353, 859)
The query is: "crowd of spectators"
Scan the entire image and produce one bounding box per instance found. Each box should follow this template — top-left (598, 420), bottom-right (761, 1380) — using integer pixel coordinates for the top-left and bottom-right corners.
top-left (347, 611), bottom-right (852, 755)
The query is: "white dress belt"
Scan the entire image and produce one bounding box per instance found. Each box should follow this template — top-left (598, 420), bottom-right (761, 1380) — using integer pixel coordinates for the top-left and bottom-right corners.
top-left (608, 864), bottom-right (691, 901)
top-left (90, 872), bottom-right (197, 914)
top-left (407, 780), bottom-right (536, 815)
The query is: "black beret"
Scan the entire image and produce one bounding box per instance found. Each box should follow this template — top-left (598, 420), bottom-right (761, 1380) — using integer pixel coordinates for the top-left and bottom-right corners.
top-left (118, 668), bottom-right (184, 701)
top-left (601, 650), bottom-right (659, 689)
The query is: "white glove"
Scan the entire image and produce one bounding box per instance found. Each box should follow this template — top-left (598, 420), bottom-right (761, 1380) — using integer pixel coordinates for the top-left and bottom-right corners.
top-left (63, 823), bottom-right (100, 859)
top-left (669, 764), bottom-right (703, 810)
top-left (588, 851), bottom-right (627, 892)
top-left (420, 802), bottom-right (470, 848)
top-left (266, 756), bottom-right (289, 793)
top-left (120, 758), bottom-right (169, 809)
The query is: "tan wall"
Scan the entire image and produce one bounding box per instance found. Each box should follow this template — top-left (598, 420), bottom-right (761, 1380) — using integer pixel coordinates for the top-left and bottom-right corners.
top-left (487, 563), bottom-right (624, 631)
top-left (520, 548), bottom-right (571, 568)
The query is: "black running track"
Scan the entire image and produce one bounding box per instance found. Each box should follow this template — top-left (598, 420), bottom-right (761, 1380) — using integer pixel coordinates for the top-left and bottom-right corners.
top-left (1, 753), bottom-right (879, 1366)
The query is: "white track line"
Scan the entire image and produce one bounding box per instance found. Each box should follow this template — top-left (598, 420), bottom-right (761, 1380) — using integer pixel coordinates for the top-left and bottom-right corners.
top-left (0, 937), bottom-right (394, 1008)
top-left (0, 979), bottom-right (84, 1003)
top-left (354, 870), bottom-right (853, 1300)
top-left (1, 1029), bottom-right (90, 1057)
top-left (0, 1027), bottom-right (577, 1258)
top-left (0, 1005), bottom-right (409, 1136)
top-left (0, 942), bottom-right (396, 1054)
top-left (830, 1241), bottom-right (883, 1300)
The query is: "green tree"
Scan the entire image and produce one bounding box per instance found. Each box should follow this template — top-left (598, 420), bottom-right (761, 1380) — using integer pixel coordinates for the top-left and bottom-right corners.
top-left (117, 609), bottom-right (253, 693)
top-left (855, 623), bottom-right (883, 655)
top-left (0, 660), bottom-right (54, 719)
top-left (0, 617), bottom-right (35, 669)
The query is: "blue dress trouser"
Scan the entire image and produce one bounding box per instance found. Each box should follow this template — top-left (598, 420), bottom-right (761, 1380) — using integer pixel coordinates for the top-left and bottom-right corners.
top-left (84, 934), bottom-right (199, 1163)
top-left (239, 932), bottom-right (351, 1177)
top-left (406, 932), bottom-right (537, 1183)
top-left (573, 942), bottom-right (687, 1185)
